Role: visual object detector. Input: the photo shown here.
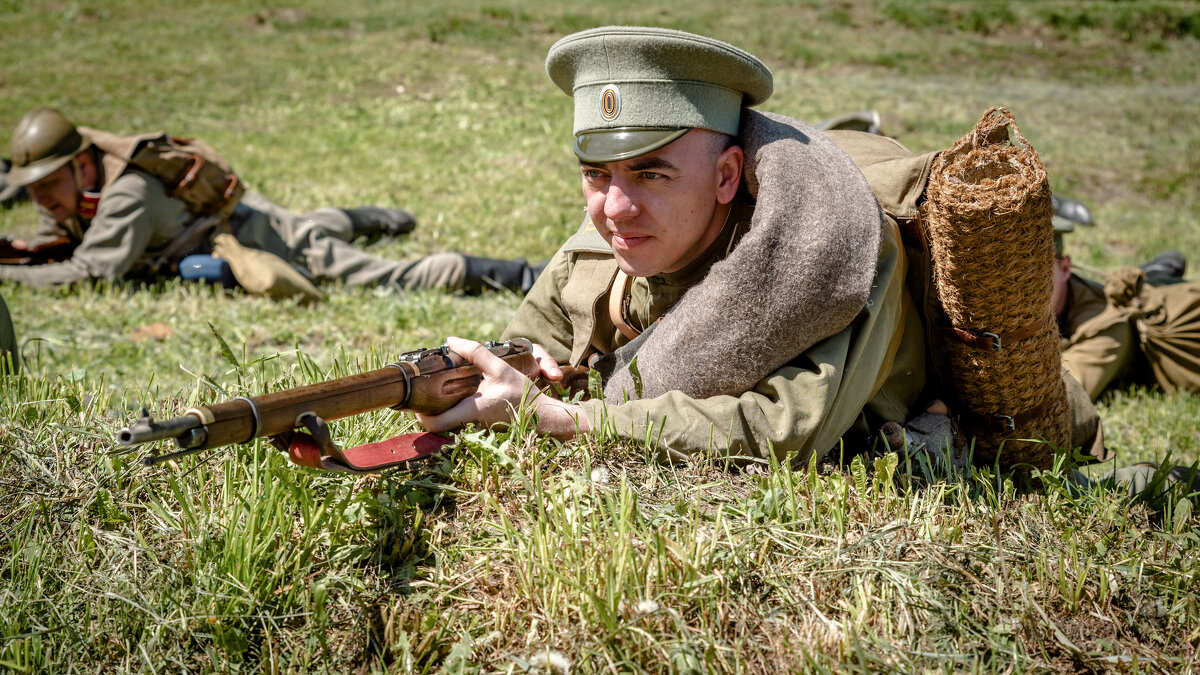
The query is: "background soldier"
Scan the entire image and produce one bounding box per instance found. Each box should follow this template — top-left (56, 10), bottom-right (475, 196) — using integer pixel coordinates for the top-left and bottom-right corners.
top-left (1, 107), bottom-right (541, 295)
top-left (1053, 209), bottom-right (1188, 400)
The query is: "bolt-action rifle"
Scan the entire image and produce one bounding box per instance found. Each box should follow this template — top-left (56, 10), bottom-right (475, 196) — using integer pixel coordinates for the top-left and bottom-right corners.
top-left (0, 236), bottom-right (76, 265)
top-left (118, 338), bottom-right (540, 473)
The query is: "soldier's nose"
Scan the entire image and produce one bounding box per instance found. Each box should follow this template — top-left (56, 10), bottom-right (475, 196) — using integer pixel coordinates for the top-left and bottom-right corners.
top-left (603, 183), bottom-right (639, 220)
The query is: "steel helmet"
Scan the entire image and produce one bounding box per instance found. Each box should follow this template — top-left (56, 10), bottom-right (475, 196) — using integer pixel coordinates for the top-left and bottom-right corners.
top-left (7, 107), bottom-right (91, 187)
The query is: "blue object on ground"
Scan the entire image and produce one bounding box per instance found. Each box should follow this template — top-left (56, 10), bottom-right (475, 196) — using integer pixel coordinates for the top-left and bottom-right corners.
top-left (179, 254), bottom-right (238, 288)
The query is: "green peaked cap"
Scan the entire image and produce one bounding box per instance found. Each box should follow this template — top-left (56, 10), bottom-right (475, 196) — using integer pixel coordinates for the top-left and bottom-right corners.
top-left (546, 26), bottom-right (773, 162)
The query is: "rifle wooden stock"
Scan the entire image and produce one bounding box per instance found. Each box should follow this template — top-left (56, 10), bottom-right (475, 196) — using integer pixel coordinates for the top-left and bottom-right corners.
top-left (0, 236), bottom-right (76, 265)
top-left (119, 339), bottom-right (540, 461)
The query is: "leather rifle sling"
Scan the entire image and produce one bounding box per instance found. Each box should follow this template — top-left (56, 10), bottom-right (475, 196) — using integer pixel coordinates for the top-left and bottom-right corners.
top-left (286, 431), bottom-right (454, 474)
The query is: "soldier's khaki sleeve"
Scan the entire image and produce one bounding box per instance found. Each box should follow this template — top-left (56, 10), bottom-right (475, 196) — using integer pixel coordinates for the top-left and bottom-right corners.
top-left (0, 172), bottom-right (172, 286)
top-left (579, 274), bottom-right (922, 465)
top-left (1061, 307), bottom-right (1139, 401)
top-left (502, 244), bottom-right (576, 366)
top-left (0, 248), bottom-right (92, 286)
top-left (577, 214), bottom-right (920, 465)
top-left (31, 209), bottom-right (69, 245)
top-left (579, 330), bottom-right (876, 465)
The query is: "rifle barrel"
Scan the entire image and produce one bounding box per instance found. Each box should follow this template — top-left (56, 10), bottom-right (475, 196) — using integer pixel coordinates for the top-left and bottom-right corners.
top-left (117, 413), bottom-right (203, 446)
top-left (119, 338), bottom-right (539, 467)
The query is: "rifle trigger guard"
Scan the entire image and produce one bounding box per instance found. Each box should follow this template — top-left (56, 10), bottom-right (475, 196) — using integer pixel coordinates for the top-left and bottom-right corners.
top-left (270, 413), bottom-right (340, 471)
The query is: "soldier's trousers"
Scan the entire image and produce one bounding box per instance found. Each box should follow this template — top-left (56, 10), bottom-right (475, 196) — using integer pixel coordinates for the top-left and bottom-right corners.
top-left (232, 193), bottom-right (467, 292)
top-left (293, 207), bottom-right (467, 291)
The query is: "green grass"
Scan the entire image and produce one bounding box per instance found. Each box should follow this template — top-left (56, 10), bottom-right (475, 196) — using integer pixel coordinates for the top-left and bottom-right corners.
top-left (2, 0), bottom-right (1199, 672)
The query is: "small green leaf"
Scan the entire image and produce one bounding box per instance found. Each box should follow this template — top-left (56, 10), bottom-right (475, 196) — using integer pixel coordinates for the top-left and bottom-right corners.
top-left (587, 367), bottom-right (605, 400)
top-left (851, 454), bottom-right (867, 494)
top-left (208, 321), bottom-right (240, 369)
top-left (628, 355), bottom-right (644, 400)
top-left (1173, 497), bottom-right (1193, 534)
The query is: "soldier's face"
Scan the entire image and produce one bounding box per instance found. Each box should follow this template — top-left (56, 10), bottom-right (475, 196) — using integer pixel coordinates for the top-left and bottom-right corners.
top-left (580, 129), bottom-right (743, 277)
top-left (1051, 255), bottom-right (1071, 315)
top-left (27, 164), bottom-right (79, 223)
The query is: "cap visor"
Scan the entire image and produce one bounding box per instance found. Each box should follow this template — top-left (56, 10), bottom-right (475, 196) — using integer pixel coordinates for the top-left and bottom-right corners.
top-left (6, 155), bottom-right (73, 188)
top-left (574, 128), bottom-right (690, 163)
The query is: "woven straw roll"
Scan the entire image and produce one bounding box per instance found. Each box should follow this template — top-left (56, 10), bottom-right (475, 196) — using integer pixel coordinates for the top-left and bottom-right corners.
top-left (921, 107), bottom-right (1070, 469)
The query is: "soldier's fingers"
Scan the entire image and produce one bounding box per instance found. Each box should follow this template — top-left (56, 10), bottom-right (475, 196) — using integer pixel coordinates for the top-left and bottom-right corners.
top-left (445, 336), bottom-right (511, 378)
top-left (415, 394), bottom-right (483, 433)
top-left (531, 342), bottom-right (563, 380)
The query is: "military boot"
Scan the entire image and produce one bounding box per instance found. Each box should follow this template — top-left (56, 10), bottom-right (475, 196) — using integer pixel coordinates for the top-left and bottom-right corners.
top-left (462, 256), bottom-right (546, 295)
top-left (1140, 250), bottom-right (1187, 285)
top-left (342, 207), bottom-right (417, 240)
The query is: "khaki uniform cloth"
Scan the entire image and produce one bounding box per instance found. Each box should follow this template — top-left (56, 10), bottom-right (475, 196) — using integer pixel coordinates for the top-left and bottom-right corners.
top-left (0, 153), bottom-right (465, 291)
top-left (504, 191), bottom-right (927, 465)
top-left (1059, 273), bottom-right (1140, 401)
top-left (503, 126), bottom-right (1108, 465)
top-left (0, 289), bottom-right (16, 373)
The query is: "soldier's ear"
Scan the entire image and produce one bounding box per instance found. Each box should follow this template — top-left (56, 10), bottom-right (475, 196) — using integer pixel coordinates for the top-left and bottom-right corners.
top-left (74, 150), bottom-right (98, 189)
top-left (715, 144), bottom-right (743, 205)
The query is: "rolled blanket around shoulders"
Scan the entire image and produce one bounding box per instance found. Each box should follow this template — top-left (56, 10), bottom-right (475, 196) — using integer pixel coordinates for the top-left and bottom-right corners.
top-left (604, 109), bottom-right (885, 401)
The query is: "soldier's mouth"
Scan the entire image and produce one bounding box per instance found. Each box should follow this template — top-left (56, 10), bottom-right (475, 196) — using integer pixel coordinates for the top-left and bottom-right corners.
top-left (611, 233), bottom-right (650, 251)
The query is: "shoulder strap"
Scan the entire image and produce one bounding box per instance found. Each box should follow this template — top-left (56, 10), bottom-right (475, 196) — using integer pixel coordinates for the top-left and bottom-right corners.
top-left (821, 130), bottom-right (937, 222)
top-left (79, 127), bottom-right (163, 192)
top-left (608, 269), bottom-right (640, 340)
top-left (556, 216), bottom-right (622, 365)
top-left (562, 216), bottom-right (613, 254)
top-left (561, 252), bottom-right (619, 366)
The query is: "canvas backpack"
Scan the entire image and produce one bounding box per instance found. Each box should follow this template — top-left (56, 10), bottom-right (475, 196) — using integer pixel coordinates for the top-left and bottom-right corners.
top-left (78, 127), bottom-right (246, 274)
top-left (81, 127), bottom-right (244, 218)
top-left (1103, 267), bottom-right (1200, 395)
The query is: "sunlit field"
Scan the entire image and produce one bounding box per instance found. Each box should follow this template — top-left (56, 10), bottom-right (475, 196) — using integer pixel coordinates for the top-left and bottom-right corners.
top-left (2, 1), bottom-right (1198, 672)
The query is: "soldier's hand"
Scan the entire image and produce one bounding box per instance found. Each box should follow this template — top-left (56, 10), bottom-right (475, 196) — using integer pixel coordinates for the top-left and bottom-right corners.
top-left (416, 336), bottom-right (587, 439)
top-left (531, 341), bottom-right (563, 381)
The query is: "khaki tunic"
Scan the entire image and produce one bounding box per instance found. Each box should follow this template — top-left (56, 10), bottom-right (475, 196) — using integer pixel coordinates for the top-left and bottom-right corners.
top-left (1059, 274), bottom-right (1139, 400)
top-left (0, 157), bottom-right (465, 291)
top-left (504, 193), bottom-right (926, 464)
top-left (0, 170), bottom-right (189, 286)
